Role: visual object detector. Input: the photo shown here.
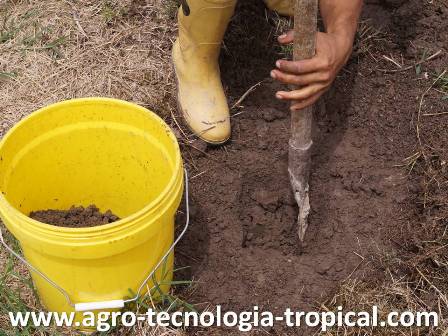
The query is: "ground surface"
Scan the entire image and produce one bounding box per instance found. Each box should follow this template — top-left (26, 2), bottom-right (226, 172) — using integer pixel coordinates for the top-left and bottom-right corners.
top-left (176, 0), bottom-right (448, 334)
top-left (0, 0), bottom-right (447, 335)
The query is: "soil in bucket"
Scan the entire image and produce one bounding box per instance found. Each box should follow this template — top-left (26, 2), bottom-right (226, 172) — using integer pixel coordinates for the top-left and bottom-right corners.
top-left (29, 205), bottom-right (120, 228)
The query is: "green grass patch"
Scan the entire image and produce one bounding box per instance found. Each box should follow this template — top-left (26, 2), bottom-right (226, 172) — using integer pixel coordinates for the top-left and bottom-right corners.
top-left (0, 231), bottom-right (50, 335)
top-left (434, 70), bottom-right (448, 99)
top-left (101, 0), bottom-right (127, 24)
top-left (0, 71), bottom-right (17, 79)
top-left (0, 9), bottom-right (39, 44)
top-left (1, 9), bottom-right (66, 59)
top-left (279, 44), bottom-right (293, 58)
top-left (164, 0), bottom-right (181, 19)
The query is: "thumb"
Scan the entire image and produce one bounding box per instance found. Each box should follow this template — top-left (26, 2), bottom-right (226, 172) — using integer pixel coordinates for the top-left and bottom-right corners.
top-left (278, 30), bottom-right (294, 44)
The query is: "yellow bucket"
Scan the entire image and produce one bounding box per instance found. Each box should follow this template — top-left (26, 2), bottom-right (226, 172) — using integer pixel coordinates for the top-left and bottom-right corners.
top-left (0, 98), bottom-right (185, 317)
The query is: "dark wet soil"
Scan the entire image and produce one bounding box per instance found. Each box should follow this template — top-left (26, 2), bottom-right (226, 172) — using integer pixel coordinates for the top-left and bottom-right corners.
top-left (29, 205), bottom-right (120, 228)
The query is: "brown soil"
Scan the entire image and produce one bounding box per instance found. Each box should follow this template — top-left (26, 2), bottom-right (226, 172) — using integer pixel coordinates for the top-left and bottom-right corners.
top-left (174, 0), bottom-right (448, 334)
top-left (29, 205), bottom-right (120, 228)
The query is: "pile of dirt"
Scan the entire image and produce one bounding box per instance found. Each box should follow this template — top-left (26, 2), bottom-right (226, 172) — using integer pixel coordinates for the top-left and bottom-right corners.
top-left (29, 205), bottom-right (120, 228)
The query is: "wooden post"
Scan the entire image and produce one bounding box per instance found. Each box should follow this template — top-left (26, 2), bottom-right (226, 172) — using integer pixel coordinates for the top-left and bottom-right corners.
top-left (289, 0), bottom-right (318, 242)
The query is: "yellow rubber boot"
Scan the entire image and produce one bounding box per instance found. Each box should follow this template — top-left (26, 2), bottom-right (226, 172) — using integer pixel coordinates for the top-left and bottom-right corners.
top-left (264, 0), bottom-right (294, 16)
top-left (173, 0), bottom-right (237, 144)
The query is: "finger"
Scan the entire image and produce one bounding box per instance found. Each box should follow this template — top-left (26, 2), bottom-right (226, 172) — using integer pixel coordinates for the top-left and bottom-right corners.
top-left (270, 69), bottom-right (331, 86)
top-left (290, 93), bottom-right (323, 111)
top-left (276, 83), bottom-right (327, 101)
top-left (278, 30), bottom-right (294, 44)
top-left (276, 57), bottom-right (329, 75)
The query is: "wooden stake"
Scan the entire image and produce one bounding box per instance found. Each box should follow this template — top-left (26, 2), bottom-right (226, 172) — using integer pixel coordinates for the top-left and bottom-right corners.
top-left (289, 0), bottom-right (318, 242)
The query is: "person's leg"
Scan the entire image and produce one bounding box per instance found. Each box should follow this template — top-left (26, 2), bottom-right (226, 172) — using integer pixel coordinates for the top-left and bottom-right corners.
top-left (173, 0), bottom-right (237, 144)
top-left (263, 0), bottom-right (293, 16)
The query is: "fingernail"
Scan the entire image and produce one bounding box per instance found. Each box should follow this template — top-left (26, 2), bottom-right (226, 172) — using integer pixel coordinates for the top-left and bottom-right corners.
top-left (276, 93), bottom-right (283, 99)
top-left (270, 70), bottom-right (276, 79)
top-left (279, 33), bottom-right (287, 39)
top-left (276, 60), bottom-right (281, 68)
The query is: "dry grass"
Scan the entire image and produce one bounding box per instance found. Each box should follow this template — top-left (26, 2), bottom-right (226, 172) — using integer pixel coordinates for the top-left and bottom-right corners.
top-left (318, 240), bottom-right (448, 335)
top-left (0, 0), bottom-right (179, 139)
top-left (352, 19), bottom-right (388, 60)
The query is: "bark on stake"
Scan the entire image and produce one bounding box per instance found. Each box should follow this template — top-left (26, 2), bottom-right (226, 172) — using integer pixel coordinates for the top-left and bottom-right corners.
top-left (289, 0), bottom-right (318, 242)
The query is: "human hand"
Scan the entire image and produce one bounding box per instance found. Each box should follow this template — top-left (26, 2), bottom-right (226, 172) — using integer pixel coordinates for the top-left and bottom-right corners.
top-left (270, 30), bottom-right (354, 111)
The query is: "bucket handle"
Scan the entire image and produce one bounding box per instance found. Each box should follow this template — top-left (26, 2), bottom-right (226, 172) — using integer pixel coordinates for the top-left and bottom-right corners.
top-left (0, 169), bottom-right (190, 312)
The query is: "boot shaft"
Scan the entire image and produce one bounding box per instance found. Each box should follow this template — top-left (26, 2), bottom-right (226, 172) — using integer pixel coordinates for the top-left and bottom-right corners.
top-left (177, 0), bottom-right (237, 59)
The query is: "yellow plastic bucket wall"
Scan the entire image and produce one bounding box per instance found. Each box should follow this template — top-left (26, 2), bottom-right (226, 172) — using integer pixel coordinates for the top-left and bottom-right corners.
top-left (0, 98), bottom-right (183, 318)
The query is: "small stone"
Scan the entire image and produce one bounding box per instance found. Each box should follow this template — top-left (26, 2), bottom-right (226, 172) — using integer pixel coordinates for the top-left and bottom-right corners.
top-left (256, 273), bottom-right (266, 285)
top-left (316, 260), bottom-right (332, 275)
top-left (334, 263), bottom-right (344, 272)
